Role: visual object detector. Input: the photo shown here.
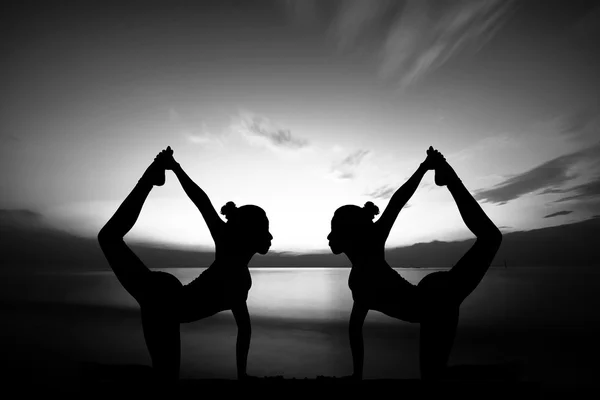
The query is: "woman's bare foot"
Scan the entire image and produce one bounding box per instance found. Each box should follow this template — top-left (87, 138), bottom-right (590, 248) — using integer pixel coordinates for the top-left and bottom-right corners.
top-left (432, 151), bottom-right (460, 187)
top-left (156, 146), bottom-right (178, 170)
top-left (139, 157), bottom-right (166, 186)
top-left (339, 373), bottom-right (362, 381)
top-left (238, 373), bottom-right (260, 381)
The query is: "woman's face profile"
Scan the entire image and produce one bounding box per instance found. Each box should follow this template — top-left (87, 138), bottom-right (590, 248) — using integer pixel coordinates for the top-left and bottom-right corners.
top-left (228, 207), bottom-right (272, 255)
top-left (252, 215), bottom-right (273, 255)
top-left (327, 216), bottom-right (347, 255)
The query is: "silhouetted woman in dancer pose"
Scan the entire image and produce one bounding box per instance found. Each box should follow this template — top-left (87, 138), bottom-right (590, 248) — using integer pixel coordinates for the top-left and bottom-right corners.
top-left (328, 147), bottom-right (502, 381)
top-left (98, 147), bottom-right (272, 382)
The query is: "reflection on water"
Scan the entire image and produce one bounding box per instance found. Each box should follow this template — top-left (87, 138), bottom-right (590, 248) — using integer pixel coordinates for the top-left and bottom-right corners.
top-left (12, 267), bottom-right (600, 327)
top-left (3, 267), bottom-right (600, 382)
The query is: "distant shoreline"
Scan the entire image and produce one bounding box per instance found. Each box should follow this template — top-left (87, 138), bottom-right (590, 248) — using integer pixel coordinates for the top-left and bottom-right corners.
top-left (3, 265), bottom-right (590, 277)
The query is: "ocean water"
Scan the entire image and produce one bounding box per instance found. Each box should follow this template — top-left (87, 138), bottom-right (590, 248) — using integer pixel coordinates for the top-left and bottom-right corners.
top-left (16, 266), bottom-right (600, 326)
top-left (2, 267), bottom-right (600, 385)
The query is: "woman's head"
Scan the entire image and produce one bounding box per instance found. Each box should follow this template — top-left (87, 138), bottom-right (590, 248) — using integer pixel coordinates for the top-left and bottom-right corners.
top-left (327, 201), bottom-right (379, 255)
top-left (221, 201), bottom-right (272, 255)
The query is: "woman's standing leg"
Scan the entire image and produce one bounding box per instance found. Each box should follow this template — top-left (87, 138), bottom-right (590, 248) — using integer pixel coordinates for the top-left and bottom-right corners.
top-left (418, 287), bottom-right (459, 381)
top-left (141, 272), bottom-right (182, 383)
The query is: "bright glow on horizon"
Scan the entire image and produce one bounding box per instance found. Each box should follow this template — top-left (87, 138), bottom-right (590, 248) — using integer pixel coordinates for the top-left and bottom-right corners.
top-left (39, 149), bottom-right (538, 253)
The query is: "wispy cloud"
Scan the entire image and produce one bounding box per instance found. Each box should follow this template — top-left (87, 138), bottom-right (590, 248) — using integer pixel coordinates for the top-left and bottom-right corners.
top-left (328, 0), bottom-right (390, 51)
top-left (552, 177), bottom-right (600, 203)
top-left (543, 210), bottom-right (573, 219)
top-left (169, 108), bottom-right (225, 147)
top-left (183, 124), bottom-right (225, 147)
top-left (560, 109), bottom-right (595, 135)
top-left (558, 108), bottom-right (599, 142)
top-left (365, 184), bottom-right (396, 200)
top-left (234, 112), bottom-right (309, 152)
top-left (330, 149), bottom-right (370, 180)
top-left (474, 155), bottom-right (578, 205)
top-left (383, 0), bottom-right (514, 88)
top-left (301, 0), bottom-right (515, 89)
top-left (186, 133), bottom-right (221, 145)
top-left (474, 142), bottom-right (600, 204)
top-left (449, 134), bottom-right (517, 162)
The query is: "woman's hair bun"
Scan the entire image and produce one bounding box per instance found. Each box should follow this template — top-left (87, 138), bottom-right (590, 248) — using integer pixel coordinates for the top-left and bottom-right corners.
top-left (220, 201), bottom-right (238, 220)
top-left (363, 201), bottom-right (379, 220)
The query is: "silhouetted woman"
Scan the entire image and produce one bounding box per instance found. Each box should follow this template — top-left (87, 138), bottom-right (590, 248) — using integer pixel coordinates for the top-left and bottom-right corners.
top-left (98, 147), bottom-right (272, 383)
top-left (327, 147), bottom-right (502, 381)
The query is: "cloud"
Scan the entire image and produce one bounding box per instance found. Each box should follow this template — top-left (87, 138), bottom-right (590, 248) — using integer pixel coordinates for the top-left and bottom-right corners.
top-left (559, 108), bottom-right (599, 139)
top-left (183, 123), bottom-right (224, 147)
top-left (474, 154), bottom-right (579, 204)
top-left (168, 108), bottom-right (181, 123)
top-left (341, 149), bottom-right (370, 166)
top-left (169, 108), bottom-right (226, 147)
top-left (302, 0), bottom-right (514, 89)
top-left (365, 184), bottom-right (396, 200)
top-left (384, 0), bottom-right (514, 88)
top-left (449, 134), bottom-right (517, 162)
top-left (330, 149), bottom-right (370, 180)
top-left (543, 210), bottom-right (573, 219)
top-left (474, 142), bottom-right (600, 204)
top-left (328, 0), bottom-right (391, 51)
top-left (234, 112), bottom-right (309, 152)
top-left (186, 134), bottom-right (220, 145)
top-left (552, 177), bottom-right (600, 203)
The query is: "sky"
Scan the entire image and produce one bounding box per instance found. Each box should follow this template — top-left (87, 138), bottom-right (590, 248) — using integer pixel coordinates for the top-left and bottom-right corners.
top-left (1, 0), bottom-right (599, 253)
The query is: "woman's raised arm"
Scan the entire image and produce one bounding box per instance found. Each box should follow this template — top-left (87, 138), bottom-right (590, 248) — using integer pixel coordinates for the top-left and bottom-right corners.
top-left (374, 147), bottom-right (440, 241)
top-left (159, 147), bottom-right (225, 241)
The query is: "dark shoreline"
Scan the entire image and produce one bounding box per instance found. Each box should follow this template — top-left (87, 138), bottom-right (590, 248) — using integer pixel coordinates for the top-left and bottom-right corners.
top-left (3, 269), bottom-right (600, 399)
top-left (14, 366), bottom-right (543, 399)
top-left (2, 299), bottom-right (596, 399)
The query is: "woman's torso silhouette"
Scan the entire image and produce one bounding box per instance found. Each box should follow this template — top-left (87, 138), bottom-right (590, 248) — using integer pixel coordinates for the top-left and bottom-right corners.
top-left (177, 235), bottom-right (254, 323)
top-left (346, 228), bottom-right (422, 323)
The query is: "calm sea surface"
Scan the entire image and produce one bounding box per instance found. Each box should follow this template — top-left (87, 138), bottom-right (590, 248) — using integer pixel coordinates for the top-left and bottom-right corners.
top-left (3, 267), bottom-right (600, 384)
top-left (22, 266), bottom-right (600, 326)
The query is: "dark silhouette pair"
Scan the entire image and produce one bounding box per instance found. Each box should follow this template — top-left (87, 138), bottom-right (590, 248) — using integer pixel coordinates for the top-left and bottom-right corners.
top-left (98, 146), bottom-right (501, 384)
